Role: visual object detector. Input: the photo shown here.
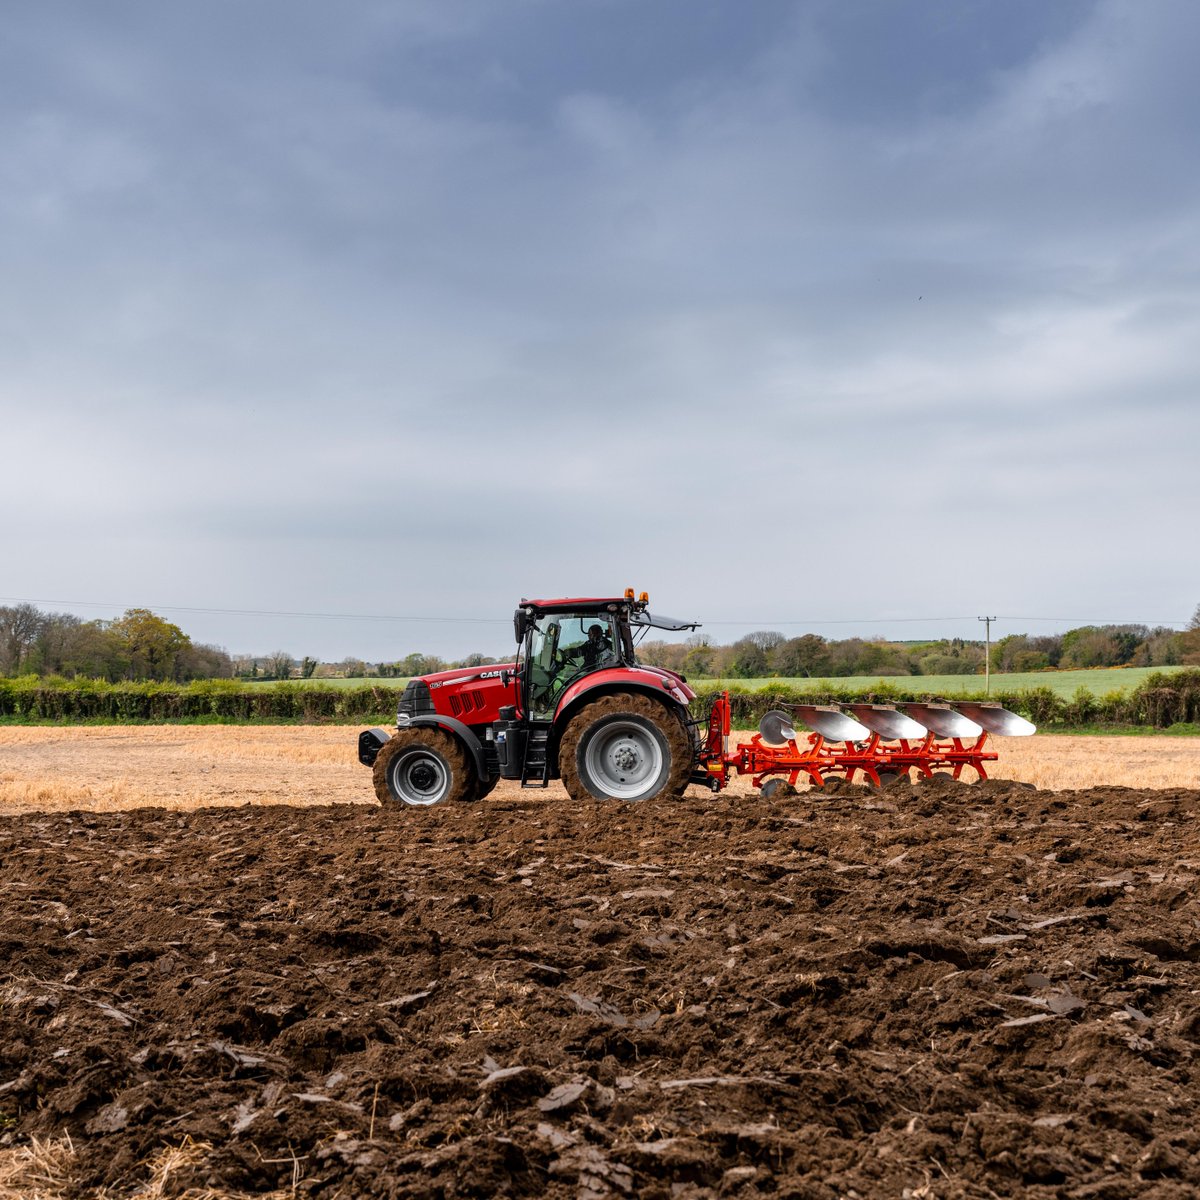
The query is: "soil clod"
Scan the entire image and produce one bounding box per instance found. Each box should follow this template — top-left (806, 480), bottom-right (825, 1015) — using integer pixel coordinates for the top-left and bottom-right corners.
top-left (2, 782), bottom-right (1200, 1196)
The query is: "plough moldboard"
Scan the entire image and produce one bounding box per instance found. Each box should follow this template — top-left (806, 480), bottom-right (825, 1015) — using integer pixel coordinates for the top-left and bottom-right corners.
top-left (699, 692), bottom-right (1036, 793)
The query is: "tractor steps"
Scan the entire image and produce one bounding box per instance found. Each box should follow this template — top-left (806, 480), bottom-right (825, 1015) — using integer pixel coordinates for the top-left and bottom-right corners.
top-left (520, 727), bottom-right (551, 789)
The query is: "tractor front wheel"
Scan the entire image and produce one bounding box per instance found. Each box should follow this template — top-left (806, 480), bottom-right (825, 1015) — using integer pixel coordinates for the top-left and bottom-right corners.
top-left (559, 693), bottom-right (692, 803)
top-left (373, 728), bottom-right (475, 807)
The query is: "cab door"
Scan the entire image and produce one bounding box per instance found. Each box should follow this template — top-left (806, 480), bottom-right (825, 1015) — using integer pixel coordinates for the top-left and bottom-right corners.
top-left (524, 614), bottom-right (561, 721)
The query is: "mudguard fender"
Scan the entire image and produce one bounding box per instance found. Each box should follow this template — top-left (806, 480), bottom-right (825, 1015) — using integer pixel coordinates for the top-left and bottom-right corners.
top-left (555, 667), bottom-right (694, 720)
top-left (358, 727), bottom-right (391, 767)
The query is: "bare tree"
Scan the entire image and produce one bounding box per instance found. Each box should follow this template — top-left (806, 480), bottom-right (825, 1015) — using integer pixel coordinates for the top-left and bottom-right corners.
top-left (745, 630), bottom-right (785, 652)
top-left (264, 651), bottom-right (295, 680)
top-left (0, 604), bottom-right (46, 674)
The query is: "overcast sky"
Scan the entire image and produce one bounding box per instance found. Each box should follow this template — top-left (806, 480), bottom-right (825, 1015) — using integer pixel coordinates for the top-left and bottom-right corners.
top-left (2, 0), bottom-right (1197, 661)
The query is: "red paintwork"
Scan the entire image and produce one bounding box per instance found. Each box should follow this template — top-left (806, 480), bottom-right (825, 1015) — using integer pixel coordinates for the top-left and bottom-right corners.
top-left (555, 664), bottom-right (695, 720)
top-left (420, 663), bottom-right (517, 688)
top-left (521, 596), bottom-right (629, 610)
top-left (422, 662), bottom-right (519, 727)
top-left (416, 659), bottom-right (695, 731)
top-left (699, 692), bottom-right (999, 789)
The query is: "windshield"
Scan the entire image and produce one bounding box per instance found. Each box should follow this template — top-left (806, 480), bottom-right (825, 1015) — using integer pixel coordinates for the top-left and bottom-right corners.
top-left (525, 612), bottom-right (618, 719)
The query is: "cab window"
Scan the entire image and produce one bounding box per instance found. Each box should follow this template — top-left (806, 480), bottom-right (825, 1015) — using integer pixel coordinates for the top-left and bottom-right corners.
top-left (526, 613), bottom-right (617, 719)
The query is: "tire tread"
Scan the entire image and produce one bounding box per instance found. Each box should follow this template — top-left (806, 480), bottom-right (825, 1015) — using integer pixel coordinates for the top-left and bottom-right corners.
top-left (558, 692), bottom-right (692, 802)
top-left (372, 728), bottom-right (474, 806)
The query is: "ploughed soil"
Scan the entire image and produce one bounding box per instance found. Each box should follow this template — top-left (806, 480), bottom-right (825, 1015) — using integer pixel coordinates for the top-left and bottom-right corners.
top-left (3, 780), bottom-right (1200, 1198)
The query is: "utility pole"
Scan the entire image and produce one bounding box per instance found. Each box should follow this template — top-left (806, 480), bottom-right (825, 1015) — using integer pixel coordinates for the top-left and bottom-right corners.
top-left (978, 616), bottom-right (996, 695)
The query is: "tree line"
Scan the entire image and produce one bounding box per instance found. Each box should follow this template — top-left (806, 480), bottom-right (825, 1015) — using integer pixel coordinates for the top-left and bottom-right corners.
top-left (636, 613), bottom-right (1200, 679)
top-left (0, 604), bottom-right (232, 682)
top-left (4, 601), bottom-right (1198, 684)
top-left (0, 603), bottom-right (502, 683)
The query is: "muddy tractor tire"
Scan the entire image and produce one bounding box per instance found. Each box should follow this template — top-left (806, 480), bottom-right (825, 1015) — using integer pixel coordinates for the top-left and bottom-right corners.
top-left (470, 776), bottom-right (500, 802)
top-left (559, 692), bottom-right (692, 803)
top-left (372, 728), bottom-right (476, 807)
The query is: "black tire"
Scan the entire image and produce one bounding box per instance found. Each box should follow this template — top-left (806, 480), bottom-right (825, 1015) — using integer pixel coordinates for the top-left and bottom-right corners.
top-left (559, 692), bottom-right (692, 803)
top-left (372, 728), bottom-right (475, 807)
top-left (470, 776), bottom-right (500, 802)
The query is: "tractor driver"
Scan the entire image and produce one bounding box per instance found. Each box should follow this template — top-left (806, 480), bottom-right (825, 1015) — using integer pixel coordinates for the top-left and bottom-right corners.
top-left (572, 623), bottom-right (613, 671)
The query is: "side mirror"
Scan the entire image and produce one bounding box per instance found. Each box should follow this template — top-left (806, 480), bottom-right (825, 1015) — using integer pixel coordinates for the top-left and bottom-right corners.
top-left (500, 670), bottom-right (511, 687)
top-left (513, 608), bottom-right (529, 643)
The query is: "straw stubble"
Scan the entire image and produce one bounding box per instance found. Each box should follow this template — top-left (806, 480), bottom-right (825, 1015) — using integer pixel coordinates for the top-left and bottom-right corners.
top-left (1, 726), bottom-right (1196, 814)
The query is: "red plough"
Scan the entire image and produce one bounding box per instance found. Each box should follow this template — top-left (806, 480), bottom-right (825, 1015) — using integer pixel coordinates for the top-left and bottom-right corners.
top-left (698, 692), bottom-right (1035, 793)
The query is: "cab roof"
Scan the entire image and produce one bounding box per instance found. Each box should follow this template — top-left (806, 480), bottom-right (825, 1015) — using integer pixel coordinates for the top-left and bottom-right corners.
top-left (520, 596), bottom-right (630, 612)
top-left (520, 596), bottom-right (700, 631)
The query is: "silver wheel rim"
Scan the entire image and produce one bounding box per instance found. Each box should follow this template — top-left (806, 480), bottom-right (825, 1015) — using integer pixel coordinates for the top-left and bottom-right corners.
top-left (583, 719), bottom-right (664, 801)
top-left (389, 748), bottom-right (450, 806)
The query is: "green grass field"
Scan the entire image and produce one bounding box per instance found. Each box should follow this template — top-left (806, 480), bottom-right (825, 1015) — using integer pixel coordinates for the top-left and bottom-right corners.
top-left (690, 665), bottom-right (1183, 698)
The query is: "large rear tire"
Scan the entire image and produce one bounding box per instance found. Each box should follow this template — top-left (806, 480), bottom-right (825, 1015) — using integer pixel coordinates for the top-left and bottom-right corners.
top-left (372, 728), bottom-right (475, 807)
top-left (559, 692), bottom-right (692, 803)
top-left (471, 776), bottom-right (500, 802)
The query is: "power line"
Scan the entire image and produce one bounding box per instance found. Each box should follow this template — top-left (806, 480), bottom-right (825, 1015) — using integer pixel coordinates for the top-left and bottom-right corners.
top-left (999, 615), bottom-right (1184, 626)
top-left (688, 615), bottom-right (1186, 628)
top-left (0, 596), bottom-right (1187, 630)
top-left (0, 601), bottom-right (1026, 627)
top-left (702, 616), bottom-right (976, 625)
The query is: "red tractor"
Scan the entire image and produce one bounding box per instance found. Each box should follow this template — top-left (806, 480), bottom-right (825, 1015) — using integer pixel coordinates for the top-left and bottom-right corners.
top-left (358, 591), bottom-right (703, 806)
top-left (357, 590), bottom-right (1036, 806)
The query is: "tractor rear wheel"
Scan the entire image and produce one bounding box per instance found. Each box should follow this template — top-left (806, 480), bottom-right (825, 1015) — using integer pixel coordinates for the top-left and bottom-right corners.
top-left (471, 776), bottom-right (500, 802)
top-left (559, 692), bottom-right (692, 803)
top-left (373, 728), bottom-right (475, 807)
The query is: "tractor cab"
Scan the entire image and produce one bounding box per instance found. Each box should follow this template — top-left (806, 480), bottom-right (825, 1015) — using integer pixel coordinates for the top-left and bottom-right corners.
top-left (524, 610), bottom-right (620, 719)
top-left (513, 591), bottom-right (697, 722)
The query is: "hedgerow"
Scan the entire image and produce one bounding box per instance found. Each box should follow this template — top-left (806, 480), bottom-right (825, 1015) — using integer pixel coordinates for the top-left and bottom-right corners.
top-left (1, 670), bottom-right (1198, 729)
top-left (0, 677), bottom-right (401, 723)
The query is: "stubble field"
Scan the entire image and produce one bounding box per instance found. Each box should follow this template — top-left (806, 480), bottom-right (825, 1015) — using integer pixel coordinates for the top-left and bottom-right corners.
top-left (2, 727), bottom-right (1199, 1199)
top-left (2, 726), bottom-right (1199, 813)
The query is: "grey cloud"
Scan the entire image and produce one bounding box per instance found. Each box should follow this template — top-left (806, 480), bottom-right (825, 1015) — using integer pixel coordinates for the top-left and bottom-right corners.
top-left (2, 0), bottom-right (1197, 660)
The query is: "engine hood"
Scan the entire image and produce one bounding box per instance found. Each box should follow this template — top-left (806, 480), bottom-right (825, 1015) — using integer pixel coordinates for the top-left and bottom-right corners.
top-left (419, 663), bottom-right (517, 688)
